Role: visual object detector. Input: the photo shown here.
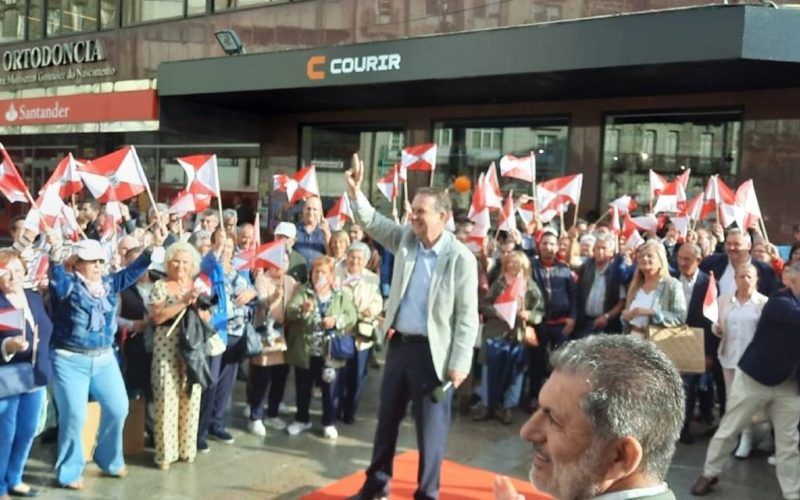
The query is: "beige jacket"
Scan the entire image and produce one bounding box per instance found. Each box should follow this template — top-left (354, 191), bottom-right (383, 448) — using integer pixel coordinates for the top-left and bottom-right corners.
top-left (251, 273), bottom-right (298, 366)
top-left (351, 191), bottom-right (480, 382)
top-left (338, 269), bottom-right (383, 350)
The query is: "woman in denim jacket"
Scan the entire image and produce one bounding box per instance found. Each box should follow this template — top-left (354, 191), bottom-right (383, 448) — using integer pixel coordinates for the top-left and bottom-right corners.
top-left (49, 230), bottom-right (165, 490)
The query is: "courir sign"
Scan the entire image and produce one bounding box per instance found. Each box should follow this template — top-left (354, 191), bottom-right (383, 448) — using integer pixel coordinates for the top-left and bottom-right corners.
top-left (2, 39), bottom-right (106, 72)
top-left (306, 53), bottom-right (402, 81)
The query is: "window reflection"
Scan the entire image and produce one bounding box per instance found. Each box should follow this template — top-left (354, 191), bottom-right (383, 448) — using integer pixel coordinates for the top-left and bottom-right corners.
top-left (432, 117), bottom-right (570, 196)
top-left (0, 0), bottom-right (26, 42)
top-left (123, 0), bottom-right (183, 26)
top-left (214, 0), bottom-right (280, 12)
top-left (601, 110), bottom-right (742, 207)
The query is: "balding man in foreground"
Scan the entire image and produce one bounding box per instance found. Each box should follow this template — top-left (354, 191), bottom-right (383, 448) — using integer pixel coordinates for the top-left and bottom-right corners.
top-left (495, 335), bottom-right (684, 500)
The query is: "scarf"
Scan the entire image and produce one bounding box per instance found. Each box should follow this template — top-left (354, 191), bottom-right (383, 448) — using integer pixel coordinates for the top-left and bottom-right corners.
top-left (76, 272), bottom-right (108, 298)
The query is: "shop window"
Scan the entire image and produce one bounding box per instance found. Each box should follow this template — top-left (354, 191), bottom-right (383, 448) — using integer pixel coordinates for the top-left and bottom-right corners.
top-left (101, 0), bottom-right (118, 27)
top-left (27, 0), bottom-right (43, 39)
top-left (433, 117), bottom-right (570, 206)
top-left (600, 110), bottom-right (741, 209)
top-left (187, 0), bottom-right (205, 15)
top-left (122, 0), bottom-right (183, 26)
top-left (45, 0), bottom-right (99, 34)
top-left (300, 123), bottom-right (405, 214)
top-left (665, 131), bottom-right (679, 158)
top-left (532, 4), bottom-right (562, 23)
top-left (0, 0), bottom-right (26, 42)
top-left (213, 0), bottom-right (280, 12)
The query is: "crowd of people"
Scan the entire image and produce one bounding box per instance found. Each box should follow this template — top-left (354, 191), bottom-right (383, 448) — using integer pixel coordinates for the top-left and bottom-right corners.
top-left (0, 161), bottom-right (799, 499)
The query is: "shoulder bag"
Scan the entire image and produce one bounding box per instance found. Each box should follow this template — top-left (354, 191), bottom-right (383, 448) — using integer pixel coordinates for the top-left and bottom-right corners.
top-left (0, 323), bottom-right (37, 399)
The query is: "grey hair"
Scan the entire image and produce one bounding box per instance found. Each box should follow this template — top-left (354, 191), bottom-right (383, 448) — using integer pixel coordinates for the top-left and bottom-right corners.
top-left (148, 203), bottom-right (168, 219)
top-left (786, 261), bottom-right (800, 276)
top-left (726, 228), bottom-right (752, 247)
top-left (579, 233), bottom-right (596, 245)
top-left (680, 242), bottom-right (702, 259)
top-left (594, 232), bottom-right (617, 253)
top-left (414, 187), bottom-right (452, 214)
top-left (164, 241), bottom-right (202, 277)
top-left (189, 230), bottom-right (211, 248)
top-left (347, 241), bottom-right (371, 262)
top-left (223, 208), bottom-right (238, 221)
top-left (549, 335), bottom-right (684, 482)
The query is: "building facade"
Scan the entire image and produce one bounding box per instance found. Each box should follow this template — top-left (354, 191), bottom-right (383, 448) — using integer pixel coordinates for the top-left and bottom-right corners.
top-left (1, 1), bottom-right (799, 240)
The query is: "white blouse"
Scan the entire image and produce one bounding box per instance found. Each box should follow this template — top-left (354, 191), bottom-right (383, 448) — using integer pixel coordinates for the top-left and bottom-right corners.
top-left (718, 296), bottom-right (762, 369)
top-left (628, 288), bottom-right (656, 334)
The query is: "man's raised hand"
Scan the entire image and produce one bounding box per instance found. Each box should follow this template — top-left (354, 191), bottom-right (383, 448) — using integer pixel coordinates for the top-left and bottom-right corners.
top-left (346, 153), bottom-right (364, 198)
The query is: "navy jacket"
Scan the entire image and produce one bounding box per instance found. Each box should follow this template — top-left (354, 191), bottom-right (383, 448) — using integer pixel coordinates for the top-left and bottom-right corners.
top-left (738, 289), bottom-right (800, 387)
top-left (0, 290), bottom-right (54, 387)
top-left (699, 254), bottom-right (780, 297)
top-left (532, 260), bottom-right (577, 321)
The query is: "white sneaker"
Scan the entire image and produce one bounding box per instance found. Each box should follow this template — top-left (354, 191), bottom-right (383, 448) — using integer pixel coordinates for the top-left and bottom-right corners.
top-left (734, 431), bottom-right (753, 458)
top-left (287, 421), bottom-right (312, 436)
top-left (264, 417), bottom-right (287, 431)
top-left (247, 420), bottom-right (266, 437)
top-left (322, 425), bottom-right (338, 439)
top-left (768, 455), bottom-right (776, 466)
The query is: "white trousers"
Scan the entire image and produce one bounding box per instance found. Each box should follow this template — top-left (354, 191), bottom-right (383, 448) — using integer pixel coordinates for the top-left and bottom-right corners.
top-left (703, 368), bottom-right (800, 499)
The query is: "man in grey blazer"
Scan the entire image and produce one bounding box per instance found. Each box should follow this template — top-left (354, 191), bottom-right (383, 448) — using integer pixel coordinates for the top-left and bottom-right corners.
top-left (494, 335), bottom-right (684, 500)
top-left (345, 155), bottom-right (479, 500)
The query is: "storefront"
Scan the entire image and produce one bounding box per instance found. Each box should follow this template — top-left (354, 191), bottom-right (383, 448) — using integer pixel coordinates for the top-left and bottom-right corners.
top-left (156, 4), bottom-right (800, 240)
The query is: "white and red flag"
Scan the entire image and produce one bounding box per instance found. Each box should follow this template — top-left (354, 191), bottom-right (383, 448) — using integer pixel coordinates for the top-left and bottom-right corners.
top-left (484, 162), bottom-right (504, 211)
top-left (468, 173), bottom-right (488, 221)
top-left (465, 205), bottom-right (491, 253)
top-left (610, 205), bottom-right (622, 235)
top-left (43, 153), bottom-right (84, 198)
top-left (538, 174), bottom-right (583, 208)
top-left (79, 146), bottom-right (148, 202)
top-left (194, 273), bottom-right (212, 296)
top-left (101, 202), bottom-right (123, 240)
top-left (60, 205), bottom-right (81, 241)
top-left (649, 170), bottom-right (668, 199)
top-left (497, 190), bottom-right (515, 233)
top-left (686, 193), bottom-right (706, 222)
top-left (719, 202), bottom-right (751, 230)
top-left (703, 272), bottom-right (719, 324)
top-left (0, 307), bottom-right (24, 332)
top-left (0, 143), bottom-right (30, 203)
top-left (608, 195), bottom-right (638, 215)
top-left (273, 165), bottom-right (319, 204)
top-left (325, 193), bottom-right (353, 231)
top-left (376, 164), bottom-right (401, 202)
top-left (623, 229), bottom-right (645, 251)
top-left (652, 180), bottom-right (687, 215)
top-left (499, 153), bottom-right (535, 183)
top-left (178, 154), bottom-right (220, 198)
top-left (493, 273), bottom-right (527, 329)
top-left (249, 241), bottom-right (287, 270)
top-left (400, 143), bottom-right (437, 180)
top-left (670, 215), bottom-right (690, 239)
top-left (629, 214), bottom-right (660, 234)
top-left (168, 190), bottom-right (212, 215)
top-left (735, 179), bottom-right (763, 222)
top-left (517, 199), bottom-right (535, 226)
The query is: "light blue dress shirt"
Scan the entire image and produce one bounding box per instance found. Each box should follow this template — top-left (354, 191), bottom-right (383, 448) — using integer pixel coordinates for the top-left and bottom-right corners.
top-left (393, 238), bottom-right (446, 336)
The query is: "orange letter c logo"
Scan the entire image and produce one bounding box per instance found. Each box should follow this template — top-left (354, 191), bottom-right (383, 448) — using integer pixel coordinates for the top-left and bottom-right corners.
top-left (307, 56), bottom-right (326, 80)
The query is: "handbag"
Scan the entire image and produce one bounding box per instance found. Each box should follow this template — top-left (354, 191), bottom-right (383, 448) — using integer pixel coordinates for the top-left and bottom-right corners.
top-left (646, 324), bottom-right (705, 374)
top-left (238, 322), bottom-right (265, 360)
top-left (0, 363), bottom-right (36, 399)
top-left (327, 333), bottom-right (356, 361)
top-left (0, 323), bottom-right (38, 399)
top-left (205, 333), bottom-right (226, 357)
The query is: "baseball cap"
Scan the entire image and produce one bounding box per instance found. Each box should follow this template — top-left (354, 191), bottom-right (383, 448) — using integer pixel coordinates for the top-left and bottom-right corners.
top-left (274, 222), bottom-right (297, 239)
top-left (74, 239), bottom-right (106, 262)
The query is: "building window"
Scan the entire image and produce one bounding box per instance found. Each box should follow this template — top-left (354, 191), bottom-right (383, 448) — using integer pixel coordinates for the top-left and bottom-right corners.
top-left (300, 123), bottom-right (406, 214)
top-left (600, 110), bottom-right (742, 209)
top-left (432, 117), bottom-right (570, 212)
top-left (425, 0), bottom-right (441, 16)
top-left (532, 4), bottom-right (562, 22)
top-left (214, 0), bottom-right (280, 12)
top-left (28, 0), bottom-right (44, 39)
top-left (101, 0), bottom-right (118, 27)
top-left (376, 0), bottom-right (392, 23)
top-left (122, 0), bottom-right (183, 26)
top-left (0, 0), bottom-right (26, 42)
top-left (54, 0), bottom-right (100, 34)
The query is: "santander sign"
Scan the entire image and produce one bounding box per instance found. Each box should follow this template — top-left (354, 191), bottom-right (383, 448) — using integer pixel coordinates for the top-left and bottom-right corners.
top-left (4, 101), bottom-right (70, 123)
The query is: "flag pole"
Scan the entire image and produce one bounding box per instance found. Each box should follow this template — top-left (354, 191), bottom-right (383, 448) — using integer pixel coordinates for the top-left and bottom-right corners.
top-left (530, 151), bottom-right (538, 224)
top-left (559, 210), bottom-right (566, 236)
top-left (130, 146), bottom-right (161, 221)
top-left (572, 200), bottom-right (580, 228)
top-left (759, 218), bottom-right (770, 244)
top-left (595, 209), bottom-right (610, 224)
top-left (22, 189), bottom-right (52, 231)
top-left (212, 154), bottom-right (224, 223)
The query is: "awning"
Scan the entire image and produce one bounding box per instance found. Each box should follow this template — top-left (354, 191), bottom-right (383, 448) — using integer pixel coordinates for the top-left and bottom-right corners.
top-left (157, 4), bottom-right (800, 113)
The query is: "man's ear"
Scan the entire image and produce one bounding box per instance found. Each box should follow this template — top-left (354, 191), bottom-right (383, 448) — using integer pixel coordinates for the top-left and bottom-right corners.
top-left (597, 436), bottom-right (644, 489)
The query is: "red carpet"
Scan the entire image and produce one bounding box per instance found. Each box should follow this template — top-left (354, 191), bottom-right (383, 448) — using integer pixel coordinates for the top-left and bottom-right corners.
top-left (302, 450), bottom-right (551, 499)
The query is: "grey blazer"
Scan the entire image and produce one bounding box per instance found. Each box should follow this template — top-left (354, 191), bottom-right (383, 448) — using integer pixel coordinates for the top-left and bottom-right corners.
top-left (352, 193), bottom-right (480, 382)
